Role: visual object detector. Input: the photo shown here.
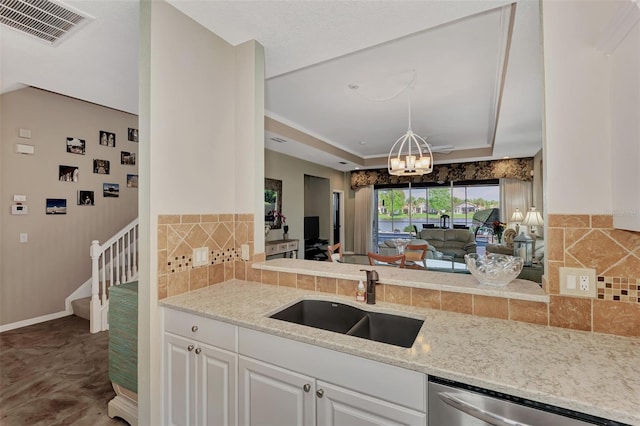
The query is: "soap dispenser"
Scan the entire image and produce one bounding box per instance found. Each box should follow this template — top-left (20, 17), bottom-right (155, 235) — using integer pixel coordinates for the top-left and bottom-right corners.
top-left (356, 281), bottom-right (366, 302)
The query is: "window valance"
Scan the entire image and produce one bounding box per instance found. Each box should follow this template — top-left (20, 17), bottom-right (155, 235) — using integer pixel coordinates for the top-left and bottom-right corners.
top-left (350, 158), bottom-right (533, 190)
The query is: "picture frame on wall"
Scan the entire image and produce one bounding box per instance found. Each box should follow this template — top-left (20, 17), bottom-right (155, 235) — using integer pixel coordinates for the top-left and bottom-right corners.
top-left (59, 165), bottom-right (78, 182)
top-left (127, 174), bottom-right (138, 188)
top-left (78, 190), bottom-right (95, 206)
top-left (93, 159), bottom-right (110, 174)
top-left (66, 137), bottom-right (85, 155)
top-left (46, 198), bottom-right (67, 214)
top-left (127, 128), bottom-right (138, 142)
top-left (103, 183), bottom-right (119, 198)
top-left (121, 151), bottom-right (136, 165)
top-left (99, 130), bottom-right (116, 147)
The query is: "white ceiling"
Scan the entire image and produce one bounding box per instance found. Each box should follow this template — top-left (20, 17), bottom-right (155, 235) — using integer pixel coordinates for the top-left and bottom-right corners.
top-left (0, 0), bottom-right (543, 172)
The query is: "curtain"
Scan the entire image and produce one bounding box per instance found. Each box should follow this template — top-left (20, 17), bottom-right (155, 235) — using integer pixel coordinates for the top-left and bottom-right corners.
top-left (354, 185), bottom-right (374, 254)
top-left (499, 178), bottom-right (532, 229)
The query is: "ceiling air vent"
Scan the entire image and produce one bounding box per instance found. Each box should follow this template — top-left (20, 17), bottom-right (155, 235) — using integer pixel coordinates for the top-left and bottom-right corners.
top-left (270, 137), bottom-right (286, 143)
top-left (0, 0), bottom-right (93, 46)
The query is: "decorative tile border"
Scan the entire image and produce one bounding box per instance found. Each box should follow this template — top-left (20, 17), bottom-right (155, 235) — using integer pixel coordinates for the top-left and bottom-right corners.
top-left (158, 213), bottom-right (254, 300)
top-left (597, 276), bottom-right (640, 303)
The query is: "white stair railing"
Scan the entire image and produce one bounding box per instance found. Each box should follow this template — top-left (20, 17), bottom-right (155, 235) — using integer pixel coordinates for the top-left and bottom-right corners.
top-left (90, 218), bottom-right (139, 333)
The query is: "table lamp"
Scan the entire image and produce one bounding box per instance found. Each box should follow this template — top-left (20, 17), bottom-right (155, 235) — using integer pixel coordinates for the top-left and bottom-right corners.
top-left (510, 208), bottom-right (524, 234)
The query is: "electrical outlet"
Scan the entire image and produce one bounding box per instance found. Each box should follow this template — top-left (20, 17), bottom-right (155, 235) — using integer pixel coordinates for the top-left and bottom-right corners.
top-left (579, 275), bottom-right (590, 291)
top-left (241, 244), bottom-right (250, 261)
top-left (559, 267), bottom-right (597, 298)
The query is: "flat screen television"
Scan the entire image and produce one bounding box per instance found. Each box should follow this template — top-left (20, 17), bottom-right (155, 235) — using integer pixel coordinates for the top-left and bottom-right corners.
top-left (304, 216), bottom-right (320, 241)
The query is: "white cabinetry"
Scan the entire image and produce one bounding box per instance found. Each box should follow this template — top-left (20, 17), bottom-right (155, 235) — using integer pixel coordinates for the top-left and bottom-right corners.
top-left (238, 327), bottom-right (426, 426)
top-left (163, 308), bottom-right (237, 426)
top-left (239, 357), bottom-right (315, 426)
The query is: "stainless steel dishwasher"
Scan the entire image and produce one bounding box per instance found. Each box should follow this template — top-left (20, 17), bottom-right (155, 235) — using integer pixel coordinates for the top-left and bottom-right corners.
top-left (428, 376), bottom-right (629, 426)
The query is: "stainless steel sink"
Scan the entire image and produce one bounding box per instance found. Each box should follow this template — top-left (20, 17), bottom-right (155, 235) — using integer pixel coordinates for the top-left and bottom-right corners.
top-left (270, 299), bottom-right (424, 348)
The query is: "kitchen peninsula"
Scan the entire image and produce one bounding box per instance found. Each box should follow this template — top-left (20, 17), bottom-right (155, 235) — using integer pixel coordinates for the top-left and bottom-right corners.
top-left (161, 274), bottom-right (640, 425)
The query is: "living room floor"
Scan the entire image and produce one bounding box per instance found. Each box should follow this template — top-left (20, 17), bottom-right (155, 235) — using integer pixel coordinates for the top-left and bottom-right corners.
top-left (0, 316), bottom-right (127, 425)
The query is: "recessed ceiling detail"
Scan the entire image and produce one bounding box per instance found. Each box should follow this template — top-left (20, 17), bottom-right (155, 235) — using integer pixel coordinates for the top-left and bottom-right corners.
top-left (0, 0), bottom-right (93, 45)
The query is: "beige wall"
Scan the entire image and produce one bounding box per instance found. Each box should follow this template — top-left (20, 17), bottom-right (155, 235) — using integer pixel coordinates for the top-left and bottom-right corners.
top-left (265, 149), bottom-right (350, 249)
top-left (0, 87), bottom-right (138, 326)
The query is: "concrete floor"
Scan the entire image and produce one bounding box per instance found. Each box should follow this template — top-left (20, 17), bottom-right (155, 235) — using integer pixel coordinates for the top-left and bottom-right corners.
top-left (0, 315), bottom-right (128, 425)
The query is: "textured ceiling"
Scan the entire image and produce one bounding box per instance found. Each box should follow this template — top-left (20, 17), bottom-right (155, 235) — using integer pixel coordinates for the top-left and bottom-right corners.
top-left (1, 0), bottom-right (543, 171)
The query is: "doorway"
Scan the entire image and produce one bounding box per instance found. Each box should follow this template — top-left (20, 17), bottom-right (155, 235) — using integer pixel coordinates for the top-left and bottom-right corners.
top-left (332, 191), bottom-right (344, 246)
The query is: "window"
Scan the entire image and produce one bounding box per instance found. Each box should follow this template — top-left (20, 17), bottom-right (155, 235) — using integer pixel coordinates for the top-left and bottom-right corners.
top-left (374, 181), bottom-right (499, 248)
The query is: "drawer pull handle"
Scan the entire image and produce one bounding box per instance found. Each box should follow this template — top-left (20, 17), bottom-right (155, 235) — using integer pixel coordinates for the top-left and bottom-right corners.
top-left (316, 389), bottom-right (324, 398)
top-left (195, 347), bottom-right (202, 355)
top-left (303, 384), bottom-right (311, 393)
top-left (187, 344), bottom-right (195, 352)
top-left (191, 325), bottom-right (198, 332)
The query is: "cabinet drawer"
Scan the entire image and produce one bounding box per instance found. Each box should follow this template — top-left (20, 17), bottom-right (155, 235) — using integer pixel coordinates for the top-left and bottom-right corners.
top-left (265, 244), bottom-right (279, 256)
top-left (286, 241), bottom-right (298, 251)
top-left (164, 308), bottom-right (237, 352)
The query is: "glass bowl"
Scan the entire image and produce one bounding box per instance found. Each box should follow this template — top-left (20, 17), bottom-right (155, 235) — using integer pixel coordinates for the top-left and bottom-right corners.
top-left (464, 253), bottom-right (524, 287)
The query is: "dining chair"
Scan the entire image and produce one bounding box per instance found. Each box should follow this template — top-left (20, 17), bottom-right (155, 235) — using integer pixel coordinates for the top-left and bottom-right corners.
top-left (404, 243), bottom-right (428, 269)
top-left (367, 252), bottom-right (406, 268)
top-left (327, 242), bottom-right (343, 262)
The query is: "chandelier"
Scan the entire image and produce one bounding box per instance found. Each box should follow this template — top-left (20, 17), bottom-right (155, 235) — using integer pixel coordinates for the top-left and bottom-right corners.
top-left (387, 89), bottom-right (433, 176)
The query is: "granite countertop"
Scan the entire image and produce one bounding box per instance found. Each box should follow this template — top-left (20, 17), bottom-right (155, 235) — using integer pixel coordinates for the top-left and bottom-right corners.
top-left (161, 280), bottom-right (640, 425)
top-left (254, 258), bottom-right (548, 302)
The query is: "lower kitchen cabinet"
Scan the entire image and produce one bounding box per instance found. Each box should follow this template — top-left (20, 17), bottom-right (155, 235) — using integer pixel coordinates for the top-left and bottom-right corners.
top-left (239, 356), bottom-right (315, 426)
top-left (316, 381), bottom-right (425, 426)
top-left (239, 354), bottom-right (426, 426)
top-left (163, 309), bottom-right (237, 426)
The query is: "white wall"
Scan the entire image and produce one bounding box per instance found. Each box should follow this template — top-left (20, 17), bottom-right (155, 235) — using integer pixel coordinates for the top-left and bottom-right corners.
top-left (138, 1), bottom-right (264, 422)
top-left (541, 0), bottom-right (618, 214)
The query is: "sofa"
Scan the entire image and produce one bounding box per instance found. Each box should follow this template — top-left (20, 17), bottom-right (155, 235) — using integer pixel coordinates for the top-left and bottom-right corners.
top-left (417, 229), bottom-right (477, 262)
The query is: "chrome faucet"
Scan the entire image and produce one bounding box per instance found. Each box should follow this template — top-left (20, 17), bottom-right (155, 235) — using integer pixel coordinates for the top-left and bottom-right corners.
top-left (360, 269), bottom-right (379, 304)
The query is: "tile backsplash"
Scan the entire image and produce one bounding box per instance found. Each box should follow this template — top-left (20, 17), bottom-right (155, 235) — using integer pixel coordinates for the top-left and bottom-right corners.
top-left (157, 214), bottom-right (254, 299)
top-left (157, 213), bottom-right (640, 338)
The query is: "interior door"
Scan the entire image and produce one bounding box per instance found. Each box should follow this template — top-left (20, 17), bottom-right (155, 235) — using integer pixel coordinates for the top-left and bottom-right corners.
top-left (333, 191), bottom-right (341, 244)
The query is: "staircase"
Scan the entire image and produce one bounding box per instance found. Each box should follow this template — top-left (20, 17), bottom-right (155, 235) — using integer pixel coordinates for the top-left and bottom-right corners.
top-left (70, 219), bottom-right (139, 333)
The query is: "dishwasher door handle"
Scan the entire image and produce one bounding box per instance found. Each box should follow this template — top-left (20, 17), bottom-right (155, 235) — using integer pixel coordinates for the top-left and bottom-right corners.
top-left (438, 392), bottom-right (533, 426)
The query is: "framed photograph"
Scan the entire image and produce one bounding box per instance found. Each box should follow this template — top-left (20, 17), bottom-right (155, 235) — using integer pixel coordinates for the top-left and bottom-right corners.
top-left (121, 151), bottom-right (136, 165)
top-left (99, 130), bottom-right (116, 147)
top-left (59, 165), bottom-right (78, 182)
top-left (46, 198), bottom-right (67, 215)
top-left (93, 159), bottom-right (110, 174)
top-left (78, 190), bottom-right (95, 206)
top-left (127, 128), bottom-right (138, 142)
top-left (103, 183), bottom-right (120, 197)
top-left (66, 137), bottom-right (85, 155)
top-left (127, 174), bottom-right (138, 188)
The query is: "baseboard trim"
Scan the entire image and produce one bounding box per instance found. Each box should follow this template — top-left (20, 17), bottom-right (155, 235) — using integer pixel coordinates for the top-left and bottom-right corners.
top-left (0, 310), bottom-right (72, 333)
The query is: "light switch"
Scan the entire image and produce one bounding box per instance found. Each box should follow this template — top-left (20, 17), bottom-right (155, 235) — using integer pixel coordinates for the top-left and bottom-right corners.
top-left (20, 233), bottom-right (28, 243)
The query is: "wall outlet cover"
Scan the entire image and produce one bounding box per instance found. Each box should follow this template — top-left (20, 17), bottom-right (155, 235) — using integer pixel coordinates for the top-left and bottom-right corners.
top-left (559, 267), bottom-right (597, 298)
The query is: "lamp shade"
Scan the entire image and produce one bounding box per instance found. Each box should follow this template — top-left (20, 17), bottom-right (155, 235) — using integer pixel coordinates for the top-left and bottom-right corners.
top-left (510, 209), bottom-right (524, 223)
top-left (522, 207), bottom-right (544, 227)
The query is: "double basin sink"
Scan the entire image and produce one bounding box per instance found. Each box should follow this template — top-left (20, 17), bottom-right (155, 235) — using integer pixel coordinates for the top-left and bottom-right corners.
top-left (270, 299), bottom-right (424, 348)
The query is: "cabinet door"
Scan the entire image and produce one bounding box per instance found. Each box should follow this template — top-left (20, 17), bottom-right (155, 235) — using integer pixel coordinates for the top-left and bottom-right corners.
top-left (239, 356), bottom-right (315, 426)
top-left (316, 381), bottom-right (426, 426)
top-left (196, 343), bottom-right (237, 426)
top-left (165, 333), bottom-right (196, 426)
